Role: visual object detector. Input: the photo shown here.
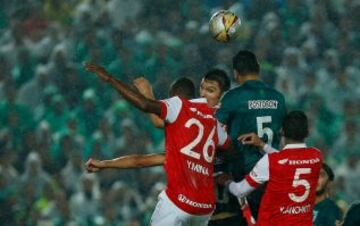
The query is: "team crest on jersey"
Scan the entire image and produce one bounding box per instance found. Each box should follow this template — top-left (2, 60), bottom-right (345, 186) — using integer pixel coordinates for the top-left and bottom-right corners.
top-left (278, 158), bottom-right (289, 165)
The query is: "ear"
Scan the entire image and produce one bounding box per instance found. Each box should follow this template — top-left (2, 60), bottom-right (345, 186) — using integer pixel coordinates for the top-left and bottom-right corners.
top-left (233, 69), bottom-right (239, 80)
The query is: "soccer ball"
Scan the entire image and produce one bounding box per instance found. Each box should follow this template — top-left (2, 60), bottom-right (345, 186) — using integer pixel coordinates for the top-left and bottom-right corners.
top-left (209, 10), bottom-right (241, 43)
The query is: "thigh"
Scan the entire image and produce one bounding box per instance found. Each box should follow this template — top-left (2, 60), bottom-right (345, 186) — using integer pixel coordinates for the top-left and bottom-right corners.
top-left (150, 192), bottom-right (181, 226)
top-left (189, 214), bottom-right (212, 226)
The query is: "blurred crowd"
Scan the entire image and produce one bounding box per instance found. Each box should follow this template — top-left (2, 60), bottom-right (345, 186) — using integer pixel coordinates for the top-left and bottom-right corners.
top-left (0, 0), bottom-right (359, 225)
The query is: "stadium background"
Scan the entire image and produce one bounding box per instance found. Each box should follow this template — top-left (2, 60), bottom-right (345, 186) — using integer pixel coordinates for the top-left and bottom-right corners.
top-left (0, 0), bottom-right (359, 225)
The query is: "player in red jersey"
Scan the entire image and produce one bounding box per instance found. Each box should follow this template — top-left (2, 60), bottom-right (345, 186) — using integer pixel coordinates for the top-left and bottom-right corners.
top-left (86, 69), bottom-right (231, 172)
top-left (220, 111), bottom-right (323, 226)
top-left (85, 63), bottom-right (230, 226)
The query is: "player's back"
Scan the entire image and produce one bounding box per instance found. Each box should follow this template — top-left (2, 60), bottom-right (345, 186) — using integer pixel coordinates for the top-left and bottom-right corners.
top-left (257, 146), bottom-right (323, 226)
top-left (217, 80), bottom-right (286, 173)
top-left (160, 97), bottom-right (229, 215)
top-left (214, 80), bottom-right (286, 220)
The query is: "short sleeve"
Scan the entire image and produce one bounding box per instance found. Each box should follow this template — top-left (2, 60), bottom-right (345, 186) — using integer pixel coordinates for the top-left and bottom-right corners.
top-left (159, 96), bottom-right (183, 123)
top-left (216, 120), bottom-right (230, 149)
top-left (245, 154), bottom-right (270, 188)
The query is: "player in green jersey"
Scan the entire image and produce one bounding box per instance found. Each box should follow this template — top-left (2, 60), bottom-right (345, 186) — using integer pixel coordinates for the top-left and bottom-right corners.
top-left (313, 163), bottom-right (343, 226)
top-left (211, 50), bottom-right (287, 225)
top-left (342, 201), bottom-right (360, 226)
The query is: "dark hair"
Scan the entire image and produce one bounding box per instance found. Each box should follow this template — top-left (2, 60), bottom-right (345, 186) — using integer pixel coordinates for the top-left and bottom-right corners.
top-left (170, 77), bottom-right (195, 99)
top-left (322, 163), bottom-right (335, 181)
top-left (282, 111), bottom-right (309, 141)
top-left (232, 50), bottom-right (260, 76)
top-left (203, 69), bottom-right (231, 93)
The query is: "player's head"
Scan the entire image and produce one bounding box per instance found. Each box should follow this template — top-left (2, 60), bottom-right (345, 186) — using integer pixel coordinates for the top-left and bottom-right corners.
top-left (316, 163), bottom-right (335, 196)
top-left (200, 69), bottom-right (230, 107)
top-left (232, 50), bottom-right (260, 83)
top-left (282, 111), bottom-right (309, 142)
top-left (169, 77), bottom-right (196, 99)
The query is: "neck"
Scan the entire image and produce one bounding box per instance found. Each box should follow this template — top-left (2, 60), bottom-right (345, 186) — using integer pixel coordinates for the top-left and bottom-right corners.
top-left (238, 74), bottom-right (259, 85)
top-left (315, 193), bottom-right (327, 204)
top-left (284, 138), bottom-right (303, 145)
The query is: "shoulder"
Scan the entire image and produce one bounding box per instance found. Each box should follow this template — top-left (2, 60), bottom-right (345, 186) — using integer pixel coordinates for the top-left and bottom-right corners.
top-left (223, 86), bottom-right (245, 98)
top-left (324, 198), bottom-right (341, 209)
top-left (161, 96), bottom-right (187, 107)
top-left (348, 201), bottom-right (360, 212)
top-left (267, 86), bottom-right (286, 103)
top-left (220, 87), bottom-right (247, 106)
top-left (308, 147), bottom-right (324, 158)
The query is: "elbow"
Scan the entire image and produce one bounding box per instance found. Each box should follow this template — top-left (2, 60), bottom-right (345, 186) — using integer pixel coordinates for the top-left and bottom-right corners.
top-left (153, 121), bottom-right (165, 128)
top-left (137, 101), bottom-right (148, 112)
top-left (138, 101), bottom-right (153, 113)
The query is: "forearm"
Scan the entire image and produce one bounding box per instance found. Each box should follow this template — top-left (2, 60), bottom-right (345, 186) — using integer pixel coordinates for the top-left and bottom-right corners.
top-left (228, 180), bottom-right (255, 198)
top-left (263, 144), bottom-right (279, 154)
top-left (107, 77), bottom-right (161, 115)
top-left (150, 114), bottom-right (165, 128)
top-left (101, 154), bottom-right (165, 169)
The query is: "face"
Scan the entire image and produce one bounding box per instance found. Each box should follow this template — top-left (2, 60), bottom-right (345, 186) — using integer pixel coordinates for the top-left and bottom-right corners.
top-left (199, 79), bottom-right (222, 107)
top-left (316, 168), bottom-right (329, 195)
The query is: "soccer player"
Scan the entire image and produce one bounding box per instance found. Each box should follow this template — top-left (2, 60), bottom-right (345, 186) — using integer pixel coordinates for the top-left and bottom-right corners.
top-left (220, 111), bottom-right (323, 226)
top-left (238, 134), bottom-right (343, 226)
top-left (85, 63), bottom-right (230, 226)
top-left (342, 201), bottom-right (360, 226)
top-left (86, 69), bottom-right (231, 172)
top-left (212, 50), bottom-right (287, 225)
top-left (313, 163), bottom-right (342, 226)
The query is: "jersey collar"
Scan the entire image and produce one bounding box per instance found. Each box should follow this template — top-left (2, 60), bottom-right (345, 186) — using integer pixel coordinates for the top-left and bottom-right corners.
top-left (283, 143), bottom-right (307, 149)
top-left (190, 98), bottom-right (207, 103)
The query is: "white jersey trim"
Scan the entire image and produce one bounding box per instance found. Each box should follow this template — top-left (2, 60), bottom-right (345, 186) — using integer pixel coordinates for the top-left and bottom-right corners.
top-left (283, 143), bottom-right (307, 149)
top-left (189, 98), bottom-right (207, 103)
top-left (161, 96), bottom-right (183, 123)
top-left (249, 154), bottom-right (270, 184)
top-left (216, 121), bottom-right (228, 146)
top-left (229, 180), bottom-right (255, 198)
top-left (263, 144), bottom-right (279, 154)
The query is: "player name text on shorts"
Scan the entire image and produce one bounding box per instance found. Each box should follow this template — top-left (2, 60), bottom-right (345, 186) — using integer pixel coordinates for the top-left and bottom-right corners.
top-left (178, 194), bottom-right (213, 209)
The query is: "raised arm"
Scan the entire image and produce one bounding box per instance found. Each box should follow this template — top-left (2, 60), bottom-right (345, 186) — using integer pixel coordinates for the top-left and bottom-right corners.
top-left (85, 63), bottom-right (161, 115)
top-left (86, 153), bottom-right (165, 172)
top-left (238, 132), bottom-right (278, 154)
top-left (218, 154), bottom-right (270, 199)
top-left (133, 77), bottom-right (165, 128)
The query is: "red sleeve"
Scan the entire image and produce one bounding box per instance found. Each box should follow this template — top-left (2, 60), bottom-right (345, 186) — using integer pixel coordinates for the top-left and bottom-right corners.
top-left (245, 175), bottom-right (261, 188)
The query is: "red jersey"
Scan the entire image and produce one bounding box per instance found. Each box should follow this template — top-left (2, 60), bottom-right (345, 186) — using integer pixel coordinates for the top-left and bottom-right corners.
top-left (159, 97), bottom-right (230, 215)
top-left (245, 144), bottom-right (323, 226)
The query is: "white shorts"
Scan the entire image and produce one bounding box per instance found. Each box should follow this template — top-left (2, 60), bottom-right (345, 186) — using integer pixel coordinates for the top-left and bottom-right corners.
top-left (150, 191), bottom-right (212, 226)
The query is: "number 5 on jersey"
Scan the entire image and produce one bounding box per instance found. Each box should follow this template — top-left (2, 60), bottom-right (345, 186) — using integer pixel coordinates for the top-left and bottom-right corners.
top-left (257, 116), bottom-right (274, 145)
top-left (289, 168), bottom-right (311, 203)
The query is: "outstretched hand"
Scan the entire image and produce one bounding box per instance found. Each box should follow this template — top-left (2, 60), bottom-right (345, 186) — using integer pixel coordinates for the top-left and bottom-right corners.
top-left (216, 173), bottom-right (233, 186)
top-left (84, 62), bottom-right (111, 82)
top-left (238, 133), bottom-right (265, 148)
top-left (85, 158), bottom-right (104, 173)
top-left (133, 77), bottom-right (154, 98)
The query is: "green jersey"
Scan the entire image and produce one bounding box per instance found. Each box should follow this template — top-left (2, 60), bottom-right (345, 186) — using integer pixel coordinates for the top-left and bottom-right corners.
top-left (313, 198), bottom-right (342, 226)
top-left (212, 80), bottom-right (286, 221)
top-left (216, 80), bottom-right (286, 175)
top-left (343, 202), bottom-right (360, 226)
